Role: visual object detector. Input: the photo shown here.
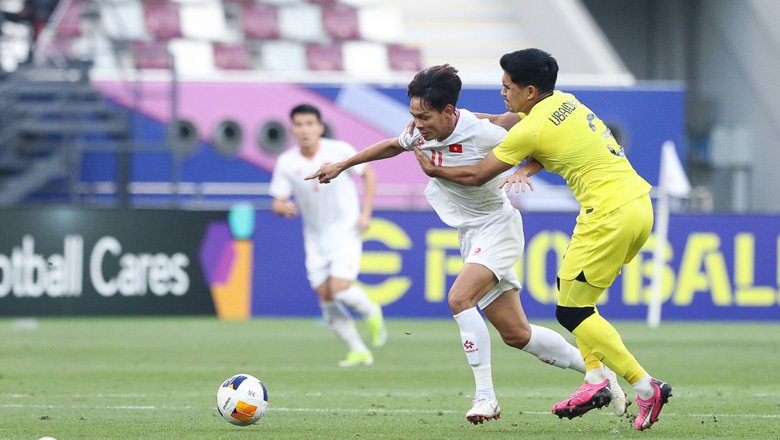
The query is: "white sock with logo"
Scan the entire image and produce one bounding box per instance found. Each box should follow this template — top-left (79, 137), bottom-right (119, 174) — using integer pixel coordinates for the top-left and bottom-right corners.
top-left (334, 285), bottom-right (379, 319)
top-left (454, 307), bottom-right (494, 399)
top-left (321, 301), bottom-right (368, 353)
top-left (522, 324), bottom-right (586, 373)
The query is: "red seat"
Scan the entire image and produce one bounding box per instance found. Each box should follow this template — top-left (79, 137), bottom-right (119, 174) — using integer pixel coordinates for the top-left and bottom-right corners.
top-left (322, 6), bottom-right (359, 40)
top-left (387, 44), bottom-right (423, 71)
top-left (306, 44), bottom-right (343, 71)
top-left (213, 43), bottom-right (252, 70)
top-left (132, 41), bottom-right (172, 69)
top-left (144, 3), bottom-right (182, 40)
top-left (57, 3), bottom-right (83, 37)
top-left (242, 5), bottom-right (280, 40)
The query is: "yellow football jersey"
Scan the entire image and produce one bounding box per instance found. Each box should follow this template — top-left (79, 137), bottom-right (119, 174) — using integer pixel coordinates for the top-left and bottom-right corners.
top-left (494, 91), bottom-right (651, 214)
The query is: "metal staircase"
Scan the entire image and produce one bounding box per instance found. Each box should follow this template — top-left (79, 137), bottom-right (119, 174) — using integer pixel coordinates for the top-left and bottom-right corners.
top-left (0, 62), bottom-right (130, 206)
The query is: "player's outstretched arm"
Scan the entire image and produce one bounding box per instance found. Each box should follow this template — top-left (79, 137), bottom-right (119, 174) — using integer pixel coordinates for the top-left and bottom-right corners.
top-left (499, 157), bottom-right (544, 193)
top-left (474, 112), bottom-right (521, 131)
top-left (305, 138), bottom-right (405, 184)
top-left (413, 148), bottom-right (513, 186)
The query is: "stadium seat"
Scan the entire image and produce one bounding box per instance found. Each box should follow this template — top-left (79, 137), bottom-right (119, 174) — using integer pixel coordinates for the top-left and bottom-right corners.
top-left (213, 43), bottom-right (252, 70)
top-left (131, 41), bottom-right (172, 69)
top-left (357, 8), bottom-right (402, 43)
top-left (57, 2), bottom-right (84, 37)
top-left (241, 5), bottom-right (280, 40)
top-left (144, 2), bottom-right (182, 40)
top-left (169, 39), bottom-right (216, 75)
top-left (100, 0), bottom-right (147, 41)
top-left (342, 41), bottom-right (389, 76)
top-left (259, 41), bottom-right (307, 71)
top-left (322, 6), bottom-right (360, 40)
top-left (179, 1), bottom-right (229, 41)
top-left (306, 44), bottom-right (343, 71)
top-left (278, 4), bottom-right (325, 42)
top-left (387, 44), bottom-right (423, 71)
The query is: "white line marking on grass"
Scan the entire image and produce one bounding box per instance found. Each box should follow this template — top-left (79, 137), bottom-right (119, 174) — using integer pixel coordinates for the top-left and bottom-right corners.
top-left (2, 403), bottom-right (779, 419)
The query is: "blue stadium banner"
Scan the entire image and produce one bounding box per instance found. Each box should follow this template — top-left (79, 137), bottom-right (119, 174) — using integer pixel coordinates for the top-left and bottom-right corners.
top-left (254, 211), bottom-right (780, 321)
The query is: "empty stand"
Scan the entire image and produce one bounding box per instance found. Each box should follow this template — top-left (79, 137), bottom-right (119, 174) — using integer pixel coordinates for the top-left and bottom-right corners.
top-left (100, 0), bottom-right (147, 41)
top-left (322, 6), bottom-right (360, 40)
top-left (387, 44), bottom-right (422, 71)
top-left (241, 4), bottom-right (280, 40)
top-left (306, 44), bottom-right (343, 71)
top-left (144, 2), bottom-right (182, 40)
top-left (342, 41), bottom-right (389, 76)
top-left (278, 4), bottom-right (325, 42)
top-left (131, 41), bottom-right (172, 69)
top-left (259, 41), bottom-right (307, 71)
top-left (179, 1), bottom-right (229, 41)
top-left (213, 43), bottom-right (253, 70)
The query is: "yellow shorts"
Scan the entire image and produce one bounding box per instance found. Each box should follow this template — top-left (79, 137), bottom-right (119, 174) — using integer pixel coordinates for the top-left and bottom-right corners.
top-left (558, 193), bottom-right (653, 288)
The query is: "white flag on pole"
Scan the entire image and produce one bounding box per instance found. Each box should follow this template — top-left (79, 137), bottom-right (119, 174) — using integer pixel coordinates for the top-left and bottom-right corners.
top-left (660, 141), bottom-right (691, 197)
top-left (648, 141), bottom-right (690, 328)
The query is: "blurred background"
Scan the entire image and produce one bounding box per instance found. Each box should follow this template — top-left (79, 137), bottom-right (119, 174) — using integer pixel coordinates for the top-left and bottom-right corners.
top-left (0, 0), bottom-right (777, 322)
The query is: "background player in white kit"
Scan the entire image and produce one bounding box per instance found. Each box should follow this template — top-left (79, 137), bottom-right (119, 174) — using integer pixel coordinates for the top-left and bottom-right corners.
top-left (270, 103), bottom-right (387, 367)
top-left (306, 66), bottom-right (625, 423)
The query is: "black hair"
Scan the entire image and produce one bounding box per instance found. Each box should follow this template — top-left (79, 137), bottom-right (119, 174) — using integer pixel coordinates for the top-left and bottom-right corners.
top-left (499, 49), bottom-right (558, 93)
top-left (289, 103), bottom-right (322, 122)
top-left (406, 64), bottom-right (462, 111)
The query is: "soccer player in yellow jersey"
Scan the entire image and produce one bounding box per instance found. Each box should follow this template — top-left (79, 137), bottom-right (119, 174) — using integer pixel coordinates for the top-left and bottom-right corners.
top-left (412, 48), bottom-right (672, 431)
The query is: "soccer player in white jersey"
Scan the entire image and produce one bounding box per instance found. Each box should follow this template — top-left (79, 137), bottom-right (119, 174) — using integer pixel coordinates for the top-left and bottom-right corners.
top-left (306, 66), bottom-right (626, 424)
top-left (269, 103), bottom-right (387, 368)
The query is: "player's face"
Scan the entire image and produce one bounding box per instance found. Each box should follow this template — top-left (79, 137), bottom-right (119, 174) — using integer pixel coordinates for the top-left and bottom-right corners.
top-left (290, 113), bottom-right (325, 150)
top-left (409, 97), bottom-right (454, 141)
top-left (501, 72), bottom-right (531, 113)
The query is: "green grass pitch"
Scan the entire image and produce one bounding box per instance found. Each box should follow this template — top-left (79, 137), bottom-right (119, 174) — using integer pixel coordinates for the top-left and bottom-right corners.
top-left (1, 317), bottom-right (779, 439)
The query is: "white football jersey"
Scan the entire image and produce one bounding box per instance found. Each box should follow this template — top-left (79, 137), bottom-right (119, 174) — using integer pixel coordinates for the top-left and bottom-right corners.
top-left (398, 109), bottom-right (514, 227)
top-left (269, 138), bottom-right (366, 244)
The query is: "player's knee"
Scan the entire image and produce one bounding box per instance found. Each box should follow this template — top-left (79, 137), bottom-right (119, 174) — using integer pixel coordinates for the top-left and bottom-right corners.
top-left (556, 305), bottom-right (595, 333)
top-left (499, 325), bottom-right (532, 349)
top-left (447, 290), bottom-right (477, 314)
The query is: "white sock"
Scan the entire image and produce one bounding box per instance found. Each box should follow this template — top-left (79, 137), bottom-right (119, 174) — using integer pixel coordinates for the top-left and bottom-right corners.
top-left (633, 374), bottom-right (654, 399)
top-left (334, 285), bottom-right (379, 319)
top-left (321, 301), bottom-right (368, 353)
top-left (522, 324), bottom-right (586, 373)
top-left (453, 307), bottom-right (495, 399)
top-left (585, 366), bottom-right (608, 384)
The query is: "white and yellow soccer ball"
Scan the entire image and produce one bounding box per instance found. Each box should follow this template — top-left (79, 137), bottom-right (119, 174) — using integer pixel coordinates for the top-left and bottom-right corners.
top-left (216, 374), bottom-right (268, 426)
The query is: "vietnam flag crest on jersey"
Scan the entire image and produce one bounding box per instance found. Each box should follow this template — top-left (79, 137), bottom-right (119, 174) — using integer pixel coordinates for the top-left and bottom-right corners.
top-left (449, 144), bottom-right (463, 153)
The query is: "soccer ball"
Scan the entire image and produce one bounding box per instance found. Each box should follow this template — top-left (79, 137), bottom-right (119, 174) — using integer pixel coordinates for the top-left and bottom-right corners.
top-left (216, 374), bottom-right (269, 426)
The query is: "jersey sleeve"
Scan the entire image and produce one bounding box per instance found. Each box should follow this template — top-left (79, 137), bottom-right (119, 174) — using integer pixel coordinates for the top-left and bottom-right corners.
top-left (492, 122), bottom-right (538, 166)
top-left (476, 119), bottom-right (508, 154)
top-left (268, 157), bottom-right (292, 199)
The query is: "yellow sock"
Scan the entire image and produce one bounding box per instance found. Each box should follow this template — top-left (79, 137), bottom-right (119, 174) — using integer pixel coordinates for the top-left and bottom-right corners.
top-left (558, 278), bottom-right (647, 384)
top-left (575, 337), bottom-right (603, 372)
top-left (572, 313), bottom-right (647, 384)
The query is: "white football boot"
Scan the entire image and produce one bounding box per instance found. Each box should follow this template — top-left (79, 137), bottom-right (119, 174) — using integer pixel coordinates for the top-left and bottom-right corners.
top-left (605, 366), bottom-right (629, 416)
top-left (465, 395), bottom-right (501, 425)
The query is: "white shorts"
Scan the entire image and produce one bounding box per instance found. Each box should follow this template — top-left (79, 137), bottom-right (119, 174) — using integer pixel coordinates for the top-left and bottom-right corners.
top-left (458, 210), bottom-right (524, 310)
top-left (304, 232), bottom-right (362, 289)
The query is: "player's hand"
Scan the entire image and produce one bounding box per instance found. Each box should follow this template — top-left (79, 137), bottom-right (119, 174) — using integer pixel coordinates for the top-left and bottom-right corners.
top-left (357, 213), bottom-right (371, 233)
top-left (499, 169), bottom-right (535, 193)
top-left (304, 162), bottom-right (342, 184)
top-left (278, 200), bottom-right (299, 217)
top-left (413, 146), bottom-right (435, 176)
top-left (406, 119), bottom-right (415, 135)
